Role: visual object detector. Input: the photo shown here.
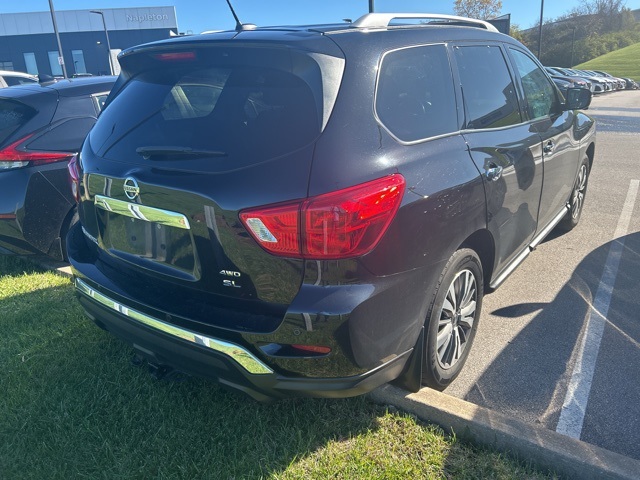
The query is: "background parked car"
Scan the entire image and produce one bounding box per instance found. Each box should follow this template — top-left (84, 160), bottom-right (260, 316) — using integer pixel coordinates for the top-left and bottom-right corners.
top-left (550, 77), bottom-right (572, 98)
top-left (0, 70), bottom-right (38, 88)
top-left (546, 66), bottom-right (603, 94)
top-left (573, 69), bottom-right (615, 91)
top-left (544, 67), bottom-right (591, 92)
top-left (591, 70), bottom-right (625, 89)
top-left (0, 76), bottom-right (115, 260)
top-left (581, 70), bottom-right (621, 90)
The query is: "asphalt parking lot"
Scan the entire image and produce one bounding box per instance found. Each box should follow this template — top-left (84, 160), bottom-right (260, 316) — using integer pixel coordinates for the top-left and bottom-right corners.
top-left (443, 90), bottom-right (640, 462)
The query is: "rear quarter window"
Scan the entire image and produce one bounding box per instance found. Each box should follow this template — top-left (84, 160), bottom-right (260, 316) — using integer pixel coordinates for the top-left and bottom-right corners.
top-left (0, 99), bottom-right (37, 146)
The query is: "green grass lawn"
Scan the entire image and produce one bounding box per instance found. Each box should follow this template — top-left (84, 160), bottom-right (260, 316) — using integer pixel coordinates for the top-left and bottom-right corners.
top-left (0, 255), bottom-right (556, 479)
top-left (575, 42), bottom-right (640, 81)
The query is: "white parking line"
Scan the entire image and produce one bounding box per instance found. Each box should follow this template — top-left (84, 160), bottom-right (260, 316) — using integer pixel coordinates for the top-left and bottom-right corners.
top-left (556, 179), bottom-right (639, 439)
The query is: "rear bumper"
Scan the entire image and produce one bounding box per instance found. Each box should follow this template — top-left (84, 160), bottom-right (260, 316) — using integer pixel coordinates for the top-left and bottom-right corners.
top-left (67, 218), bottom-right (422, 400)
top-left (73, 275), bottom-right (410, 401)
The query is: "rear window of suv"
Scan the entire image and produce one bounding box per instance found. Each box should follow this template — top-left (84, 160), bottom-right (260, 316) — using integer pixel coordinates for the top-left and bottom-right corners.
top-left (90, 47), bottom-right (327, 171)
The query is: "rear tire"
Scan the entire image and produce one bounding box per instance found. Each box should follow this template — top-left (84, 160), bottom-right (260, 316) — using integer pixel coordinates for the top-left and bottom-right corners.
top-left (558, 155), bottom-right (589, 232)
top-left (422, 248), bottom-right (483, 390)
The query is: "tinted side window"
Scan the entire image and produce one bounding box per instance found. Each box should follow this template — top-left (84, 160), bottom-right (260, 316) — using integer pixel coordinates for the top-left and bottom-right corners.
top-left (0, 99), bottom-right (37, 146)
top-left (27, 117), bottom-right (96, 152)
top-left (376, 45), bottom-right (457, 142)
top-left (510, 49), bottom-right (557, 120)
top-left (454, 45), bottom-right (521, 129)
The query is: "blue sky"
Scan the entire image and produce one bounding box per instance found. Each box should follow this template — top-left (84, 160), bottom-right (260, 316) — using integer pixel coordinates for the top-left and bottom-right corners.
top-left (3, 1), bottom-right (640, 34)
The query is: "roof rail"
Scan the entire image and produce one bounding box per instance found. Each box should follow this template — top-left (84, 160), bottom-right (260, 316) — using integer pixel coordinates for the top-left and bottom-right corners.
top-left (352, 13), bottom-right (499, 32)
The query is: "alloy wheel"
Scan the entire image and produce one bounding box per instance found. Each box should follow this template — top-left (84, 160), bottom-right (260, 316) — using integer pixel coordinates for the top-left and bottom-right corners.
top-left (436, 269), bottom-right (477, 369)
top-left (571, 164), bottom-right (588, 219)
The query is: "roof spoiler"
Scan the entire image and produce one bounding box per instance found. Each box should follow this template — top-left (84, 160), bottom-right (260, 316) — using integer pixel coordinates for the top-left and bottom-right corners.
top-left (38, 74), bottom-right (56, 84)
top-left (352, 13), bottom-right (499, 32)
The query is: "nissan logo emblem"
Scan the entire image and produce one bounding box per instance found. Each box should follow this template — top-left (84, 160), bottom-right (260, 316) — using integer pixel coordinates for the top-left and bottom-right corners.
top-left (123, 177), bottom-right (140, 201)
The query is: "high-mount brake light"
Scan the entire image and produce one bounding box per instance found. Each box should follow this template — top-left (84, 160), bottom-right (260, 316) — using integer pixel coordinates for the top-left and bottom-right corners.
top-left (153, 51), bottom-right (197, 62)
top-left (240, 174), bottom-right (405, 260)
top-left (0, 134), bottom-right (73, 171)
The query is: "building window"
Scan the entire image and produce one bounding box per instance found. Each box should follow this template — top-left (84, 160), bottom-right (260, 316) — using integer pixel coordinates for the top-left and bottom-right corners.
top-left (72, 50), bottom-right (87, 75)
top-left (48, 51), bottom-right (63, 76)
top-left (23, 53), bottom-right (38, 75)
top-left (0, 61), bottom-right (14, 71)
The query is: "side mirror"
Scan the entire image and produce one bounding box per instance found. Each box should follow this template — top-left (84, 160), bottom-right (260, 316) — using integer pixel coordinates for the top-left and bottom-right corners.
top-left (565, 87), bottom-right (592, 110)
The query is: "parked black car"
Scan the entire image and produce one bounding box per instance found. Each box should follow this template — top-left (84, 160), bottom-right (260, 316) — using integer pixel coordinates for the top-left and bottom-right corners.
top-left (544, 67), bottom-right (591, 92)
top-left (547, 66), bottom-right (605, 94)
top-left (550, 77), bottom-right (572, 98)
top-left (0, 76), bottom-right (115, 260)
top-left (68, 13), bottom-right (595, 401)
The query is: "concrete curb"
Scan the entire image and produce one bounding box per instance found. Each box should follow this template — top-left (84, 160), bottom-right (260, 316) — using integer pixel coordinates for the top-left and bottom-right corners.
top-left (53, 265), bottom-right (72, 279)
top-left (31, 257), bottom-right (72, 279)
top-left (368, 384), bottom-right (640, 480)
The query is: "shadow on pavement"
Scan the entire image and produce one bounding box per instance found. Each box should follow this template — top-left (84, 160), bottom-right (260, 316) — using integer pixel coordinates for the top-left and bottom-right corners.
top-left (465, 231), bottom-right (640, 459)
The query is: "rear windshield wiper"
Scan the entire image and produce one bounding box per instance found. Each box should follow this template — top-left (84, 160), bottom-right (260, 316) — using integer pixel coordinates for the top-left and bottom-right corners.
top-left (136, 146), bottom-right (228, 159)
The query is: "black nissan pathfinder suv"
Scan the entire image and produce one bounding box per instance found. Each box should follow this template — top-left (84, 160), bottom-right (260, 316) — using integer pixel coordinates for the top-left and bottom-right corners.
top-left (67, 13), bottom-right (595, 401)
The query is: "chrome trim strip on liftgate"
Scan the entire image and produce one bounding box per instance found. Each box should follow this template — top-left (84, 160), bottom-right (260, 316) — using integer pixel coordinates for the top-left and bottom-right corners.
top-left (75, 278), bottom-right (273, 375)
top-left (94, 195), bottom-right (191, 230)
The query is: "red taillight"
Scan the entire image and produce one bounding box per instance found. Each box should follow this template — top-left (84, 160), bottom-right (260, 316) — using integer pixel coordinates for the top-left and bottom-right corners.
top-left (303, 175), bottom-right (406, 258)
top-left (240, 174), bottom-right (405, 260)
top-left (0, 134), bottom-right (73, 170)
top-left (153, 51), bottom-right (197, 62)
top-left (240, 203), bottom-right (300, 256)
top-left (67, 154), bottom-right (81, 203)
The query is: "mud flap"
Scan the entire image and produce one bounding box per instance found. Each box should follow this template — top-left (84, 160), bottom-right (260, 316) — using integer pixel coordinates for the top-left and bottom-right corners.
top-left (391, 326), bottom-right (424, 393)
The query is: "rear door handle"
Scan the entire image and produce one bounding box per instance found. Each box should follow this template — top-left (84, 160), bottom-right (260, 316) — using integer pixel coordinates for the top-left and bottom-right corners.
top-left (544, 140), bottom-right (555, 154)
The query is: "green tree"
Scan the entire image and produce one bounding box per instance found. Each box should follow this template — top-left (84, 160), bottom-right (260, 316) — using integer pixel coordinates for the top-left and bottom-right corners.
top-left (509, 23), bottom-right (525, 42)
top-left (518, 0), bottom-right (639, 67)
top-left (453, 0), bottom-right (502, 19)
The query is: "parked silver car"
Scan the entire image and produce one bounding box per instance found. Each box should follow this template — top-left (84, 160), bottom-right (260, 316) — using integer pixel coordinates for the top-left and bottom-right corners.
top-left (0, 70), bottom-right (38, 88)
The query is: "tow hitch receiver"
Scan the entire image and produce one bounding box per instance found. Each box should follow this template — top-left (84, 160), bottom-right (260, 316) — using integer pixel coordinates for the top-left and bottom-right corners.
top-left (131, 354), bottom-right (188, 382)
